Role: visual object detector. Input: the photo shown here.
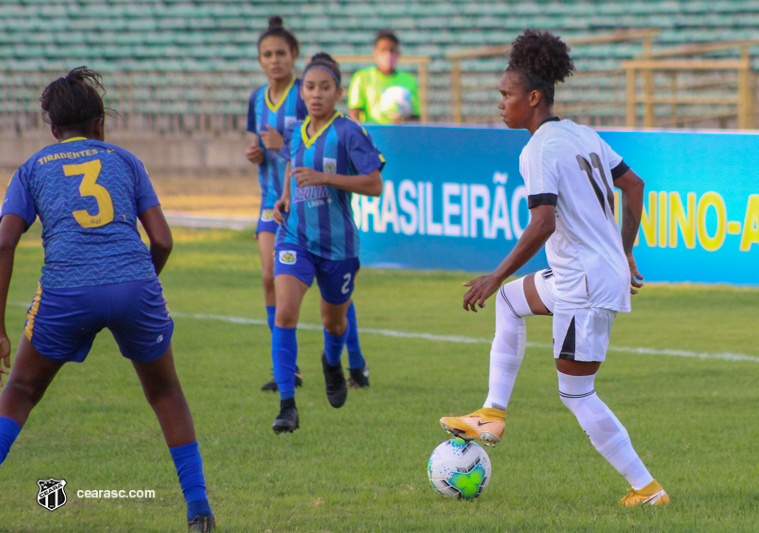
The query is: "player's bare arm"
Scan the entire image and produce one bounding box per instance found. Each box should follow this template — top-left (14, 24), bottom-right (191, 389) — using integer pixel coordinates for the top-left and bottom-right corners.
top-left (138, 206), bottom-right (173, 276)
top-left (463, 204), bottom-right (555, 312)
top-left (273, 161), bottom-right (292, 223)
top-left (292, 167), bottom-right (383, 197)
top-left (0, 214), bottom-right (26, 384)
top-left (615, 168), bottom-right (645, 294)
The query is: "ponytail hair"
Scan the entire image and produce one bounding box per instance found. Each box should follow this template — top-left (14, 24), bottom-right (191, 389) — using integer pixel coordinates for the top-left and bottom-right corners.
top-left (40, 66), bottom-right (106, 133)
top-left (303, 52), bottom-right (342, 85)
top-left (257, 15), bottom-right (300, 55)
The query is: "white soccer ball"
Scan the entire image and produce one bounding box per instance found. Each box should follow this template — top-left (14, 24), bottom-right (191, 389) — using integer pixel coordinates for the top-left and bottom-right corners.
top-left (378, 86), bottom-right (413, 121)
top-left (427, 438), bottom-right (492, 500)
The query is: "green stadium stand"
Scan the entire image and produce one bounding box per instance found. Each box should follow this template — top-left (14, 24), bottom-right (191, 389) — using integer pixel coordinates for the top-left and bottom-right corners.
top-left (1, 0), bottom-right (758, 125)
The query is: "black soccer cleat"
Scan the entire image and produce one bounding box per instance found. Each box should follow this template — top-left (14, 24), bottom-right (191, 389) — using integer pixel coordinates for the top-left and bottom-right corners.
top-left (188, 514), bottom-right (216, 532)
top-left (272, 401), bottom-right (299, 434)
top-left (321, 351), bottom-right (348, 408)
top-left (348, 366), bottom-right (370, 389)
top-left (261, 368), bottom-right (303, 392)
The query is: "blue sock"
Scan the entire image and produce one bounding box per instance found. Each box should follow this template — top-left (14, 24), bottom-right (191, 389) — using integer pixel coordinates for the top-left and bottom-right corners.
top-left (265, 305), bottom-right (276, 332)
top-left (272, 326), bottom-right (297, 401)
top-left (169, 441), bottom-right (212, 520)
top-left (346, 302), bottom-right (365, 370)
top-left (323, 327), bottom-right (348, 367)
top-left (0, 416), bottom-right (21, 465)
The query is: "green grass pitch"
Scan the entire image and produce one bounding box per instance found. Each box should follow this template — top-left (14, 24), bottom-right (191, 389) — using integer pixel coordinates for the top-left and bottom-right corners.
top-left (1, 226), bottom-right (758, 532)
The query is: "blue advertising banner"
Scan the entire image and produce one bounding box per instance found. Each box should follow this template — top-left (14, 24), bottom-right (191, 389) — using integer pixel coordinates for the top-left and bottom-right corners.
top-left (354, 125), bottom-right (759, 285)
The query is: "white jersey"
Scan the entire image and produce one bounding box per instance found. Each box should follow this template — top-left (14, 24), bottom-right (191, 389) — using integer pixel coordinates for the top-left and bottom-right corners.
top-left (519, 119), bottom-right (631, 312)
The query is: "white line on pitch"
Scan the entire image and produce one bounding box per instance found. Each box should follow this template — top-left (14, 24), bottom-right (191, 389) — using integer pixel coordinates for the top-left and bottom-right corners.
top-left (169, 311), bottom-right (759, 364)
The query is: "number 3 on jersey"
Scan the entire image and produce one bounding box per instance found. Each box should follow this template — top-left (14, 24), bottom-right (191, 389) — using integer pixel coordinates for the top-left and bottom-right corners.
top-left (64, 159), bottom-right (114, 228)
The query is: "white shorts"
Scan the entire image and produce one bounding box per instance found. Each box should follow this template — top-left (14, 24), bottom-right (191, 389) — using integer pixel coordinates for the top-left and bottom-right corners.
top-left (552, 307), bottom-right (617, 362)
top-left (533, 269), bottom-right (557, 313)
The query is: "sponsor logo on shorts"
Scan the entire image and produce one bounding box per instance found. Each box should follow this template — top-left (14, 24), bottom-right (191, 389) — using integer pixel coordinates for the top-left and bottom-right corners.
top-left (261, 209), bottom-right (274, 221)
top-left (323, 158), bottom-right (337, 174)
top-left (37, 478), bottom-right (67, 512)
top-left (279, 250), bottom-right (297, 265)
top-left (156, 335), bottom-right (164, 343)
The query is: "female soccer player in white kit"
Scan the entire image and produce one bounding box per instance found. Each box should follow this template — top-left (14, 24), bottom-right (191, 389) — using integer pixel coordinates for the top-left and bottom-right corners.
top-left (439, 30), bottom-right (669, 506)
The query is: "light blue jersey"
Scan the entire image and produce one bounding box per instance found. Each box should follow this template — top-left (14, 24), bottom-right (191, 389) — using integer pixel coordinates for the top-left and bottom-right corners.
top-left (247, 77), bottom-right (308, 210)
top-left (278, 112), bottom-right (385, 261)
top-left (2, 137), bottom-right (159, 289)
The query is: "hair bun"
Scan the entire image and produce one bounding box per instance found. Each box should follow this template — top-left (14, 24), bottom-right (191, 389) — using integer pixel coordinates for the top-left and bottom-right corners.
top-left (268, 15), bottom-right (284, 29)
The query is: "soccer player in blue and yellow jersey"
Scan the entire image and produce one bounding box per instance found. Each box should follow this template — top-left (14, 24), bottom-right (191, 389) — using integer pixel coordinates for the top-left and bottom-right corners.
top-left (269, 53), bottom-right (385, 433)
top-left (0, 68), bottom-right (215, 532)
top-left (247, 17), bottom-right (371, 392)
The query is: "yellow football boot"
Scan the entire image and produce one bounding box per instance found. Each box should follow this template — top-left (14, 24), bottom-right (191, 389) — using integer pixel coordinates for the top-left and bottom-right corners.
top-left (619, 480), bottom-right (669, 506)
top-left (439, 407), bottom-right (506, 446)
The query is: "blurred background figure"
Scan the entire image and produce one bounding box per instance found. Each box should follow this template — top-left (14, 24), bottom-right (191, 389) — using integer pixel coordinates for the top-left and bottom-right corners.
top-left (348, 30), bottom-right (420, 124)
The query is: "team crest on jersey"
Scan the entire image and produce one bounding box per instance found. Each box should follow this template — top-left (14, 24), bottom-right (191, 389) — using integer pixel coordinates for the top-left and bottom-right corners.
top-left (284, 116), bottom-right (297, 128)
top-left (323, 158), bottom-right (337, 174)
top-left (279, 250), bottom-right (297, 265)
top-left (37, 478), bottom-right (67, 512)
top-left (261, 209), bottom-right (274, 221)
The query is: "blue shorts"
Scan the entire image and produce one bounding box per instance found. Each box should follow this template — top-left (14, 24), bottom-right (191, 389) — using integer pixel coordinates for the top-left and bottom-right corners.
top-left (255, 207), bottom-right (280, 238)
top-left (25, 278), bottom-right (174, 364)
top-left (273, 244), bottom-right (360, 305)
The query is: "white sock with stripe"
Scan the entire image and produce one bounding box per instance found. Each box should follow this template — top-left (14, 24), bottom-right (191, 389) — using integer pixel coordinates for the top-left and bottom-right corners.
top-left (557, 372), bottom-right (654, 490)
top-left (483, 278), bottom-right (531, 410)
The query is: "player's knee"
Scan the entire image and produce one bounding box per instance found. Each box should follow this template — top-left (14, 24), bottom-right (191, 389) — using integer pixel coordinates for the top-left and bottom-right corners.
top-left (142, 377), bottom-right (183, 406)
top-left (322, 317), bottom-right (347, 337)
top-left (557, 371), bottom-right (595, 416)
top-left (5, 376), bottom-right (48, 407)
top-left (262, 269), bottom-right (275, 290)
top-left (496, 277), bottom-right (532, 323)
top-left (274, 306), bottom-right (299, 328)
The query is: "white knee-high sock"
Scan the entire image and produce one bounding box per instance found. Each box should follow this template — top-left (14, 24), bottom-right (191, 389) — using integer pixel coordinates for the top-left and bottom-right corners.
top-left (483, 279), bottom-right (531, 410)
top-left (558, 372), bottom-right (654, 489)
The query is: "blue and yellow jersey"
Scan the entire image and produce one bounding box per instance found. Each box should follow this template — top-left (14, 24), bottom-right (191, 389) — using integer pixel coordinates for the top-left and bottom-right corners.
top-left (1, 138), bottom-right (160, 289)
top-left (247, 77), bottom-right (308, 210)
top-left (278, 112), bottom-right (385, 261)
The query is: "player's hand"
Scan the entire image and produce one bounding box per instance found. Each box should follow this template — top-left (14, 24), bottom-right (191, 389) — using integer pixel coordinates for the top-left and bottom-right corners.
top-left (628, 253), bottom-right (644, 295)
top-left (273, 196), bottom-right (290, 224)
top-left (0, 334), bottom-right (11, 387)
top-left (246, 139), bottom-right (265, 165)
top-left (462, 274), bottom-right (501, 312)
top-left (260, 125), bottom-right (284, 152)
top-left (292, 167), bottom-right (328, 188)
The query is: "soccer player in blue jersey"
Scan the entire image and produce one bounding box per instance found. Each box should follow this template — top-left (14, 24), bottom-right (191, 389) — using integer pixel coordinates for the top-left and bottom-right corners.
top-left (247, 17), bottom-right (370, 392)
top-left (269, 53), bottom-right (385, 433)
top-left (0, 68), bottom-right (215, 532)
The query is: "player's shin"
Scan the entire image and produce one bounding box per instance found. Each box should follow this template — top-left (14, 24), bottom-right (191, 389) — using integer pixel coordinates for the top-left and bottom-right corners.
top-left (483, 281), bottom-right (529, 410)
top-left (323, 327), bottom-right (348, 366)
top-left (0, 416), bottom-right (21, 464)
top-left (557, 372), bottom-right (654, 490)
top-left (345, 301), bottom-right (365, 369)
top-left (169, 441), bottom-right (213, 520)
top-left (272, 326), bottom-right (298, 400)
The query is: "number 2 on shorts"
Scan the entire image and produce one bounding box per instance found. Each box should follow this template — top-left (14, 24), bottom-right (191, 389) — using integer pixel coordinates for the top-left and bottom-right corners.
top-left (341, 273), bottom-right (352, 295)
top-left (64, 159), bottom-right (114, 228)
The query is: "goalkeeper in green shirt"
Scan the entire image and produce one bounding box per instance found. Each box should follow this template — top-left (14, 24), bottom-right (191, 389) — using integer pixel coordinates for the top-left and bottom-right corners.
top-left (348, 30), bottom-right (420, 124)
